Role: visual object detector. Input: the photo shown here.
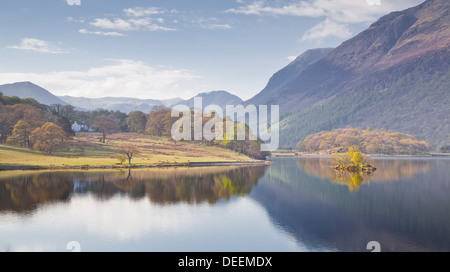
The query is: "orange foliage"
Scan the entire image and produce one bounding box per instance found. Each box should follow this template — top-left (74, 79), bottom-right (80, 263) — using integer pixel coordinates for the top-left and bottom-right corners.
top-left (298, 128), bottom-right (432, 155)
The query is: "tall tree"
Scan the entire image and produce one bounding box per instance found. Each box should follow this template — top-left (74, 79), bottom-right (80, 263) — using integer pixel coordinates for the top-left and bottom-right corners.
top-left (7, 120), bottom-right (33, 147)
top-left (91, 116), bottom-right (119, 143)
top-left (12, 104), bottom-right (44, 129)
top-left (57, 116), bottom-right (75, 137)
top-left (30, 122), bottom-right (67, 154)
top-left (126, 111), bottom-right (147, 134)
top-left (0, 103), bottom-right (16, 143)
top-left (146, 108), bottom-right (173, 137)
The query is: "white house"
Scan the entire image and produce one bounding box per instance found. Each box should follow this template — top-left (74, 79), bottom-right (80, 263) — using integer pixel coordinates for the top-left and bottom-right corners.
top-left (72, 121), bottom-right (93, 132)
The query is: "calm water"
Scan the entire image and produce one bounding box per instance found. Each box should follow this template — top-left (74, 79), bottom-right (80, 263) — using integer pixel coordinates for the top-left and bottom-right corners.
top-left (0, 157), bottom-right (449, 252)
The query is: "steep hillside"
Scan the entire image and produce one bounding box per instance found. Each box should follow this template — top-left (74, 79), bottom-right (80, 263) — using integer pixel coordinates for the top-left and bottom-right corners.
top-left (252, 0), bottom-right (449, 149)
top-left (247, 48), bottom-right (333, 106)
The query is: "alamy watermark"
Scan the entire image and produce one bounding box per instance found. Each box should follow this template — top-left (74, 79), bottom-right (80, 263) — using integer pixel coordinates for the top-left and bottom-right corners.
top-left (367, 241), bottom-right (381, 252)
top-left (66, 241), bottom-right (81, 252)
top-left (171, 97), bottom-right (279, 151)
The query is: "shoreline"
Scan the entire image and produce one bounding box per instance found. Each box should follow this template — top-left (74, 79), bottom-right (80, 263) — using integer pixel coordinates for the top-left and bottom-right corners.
top-left (0, 160), bottom-right (271, 172)
top-left (270, 152), bottom-right (450, 158)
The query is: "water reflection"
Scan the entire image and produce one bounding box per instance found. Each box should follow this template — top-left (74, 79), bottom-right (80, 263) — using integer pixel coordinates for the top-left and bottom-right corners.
top-left (296, 157), bottom-right (431, 191)
top-left (1, 157), bottom-right (449, 252)
top-left (0, 166), bottom-right (267, 213)
top-left (251, 157), bottom-right (450, 251)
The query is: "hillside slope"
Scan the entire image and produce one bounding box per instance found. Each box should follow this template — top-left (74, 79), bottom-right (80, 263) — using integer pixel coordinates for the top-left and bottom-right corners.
top-left (0, 82), bottom-right (67, 106)
top-left (251, 0), bottom-right (449, 148)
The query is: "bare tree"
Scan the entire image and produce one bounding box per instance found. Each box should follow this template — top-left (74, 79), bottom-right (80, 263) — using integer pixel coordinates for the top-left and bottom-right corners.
top-left (118, 144), bottom-right (140, 165)
top-left (92, 116), bottom-right (119, 143)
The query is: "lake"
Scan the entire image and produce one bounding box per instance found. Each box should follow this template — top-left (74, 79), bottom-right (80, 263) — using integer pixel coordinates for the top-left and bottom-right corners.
top-left (0, 156), bottom-right (449, 252)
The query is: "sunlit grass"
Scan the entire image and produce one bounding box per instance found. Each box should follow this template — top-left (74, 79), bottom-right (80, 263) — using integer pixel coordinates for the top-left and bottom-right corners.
top-left (0, 133), bottom-right (257, 170)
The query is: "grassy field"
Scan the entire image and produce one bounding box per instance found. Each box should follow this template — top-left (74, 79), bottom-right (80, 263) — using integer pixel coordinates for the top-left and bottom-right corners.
top-left (0, 133), bottom-right (260, 170)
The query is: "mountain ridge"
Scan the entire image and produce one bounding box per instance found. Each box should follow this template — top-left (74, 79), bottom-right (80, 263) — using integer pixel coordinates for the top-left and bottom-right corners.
top-left (0, 82), bottom-right (68, 106)
top-left (243, 0), bottom-right (449, 149)
top-left (0, 81), bottom-right (243, 114)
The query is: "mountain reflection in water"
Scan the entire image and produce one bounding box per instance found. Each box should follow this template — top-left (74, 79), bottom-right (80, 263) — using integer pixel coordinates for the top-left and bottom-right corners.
top-left (250, 157), bottom-right (450, 252)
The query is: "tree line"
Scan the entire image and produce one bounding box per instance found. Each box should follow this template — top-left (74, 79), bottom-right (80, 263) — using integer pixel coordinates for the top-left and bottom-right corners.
top-left (298, 127), bottom-right (432, 155)
top-left (0, 92), bottom-right (266, 159)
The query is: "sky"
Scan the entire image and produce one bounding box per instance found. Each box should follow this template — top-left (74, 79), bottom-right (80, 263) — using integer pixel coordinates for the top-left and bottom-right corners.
top-left (0, 0), bottom-right (424, 101)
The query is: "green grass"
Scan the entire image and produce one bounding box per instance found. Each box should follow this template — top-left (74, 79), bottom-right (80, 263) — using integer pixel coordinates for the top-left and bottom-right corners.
top-left (0, 133), bottom-right (259, 170)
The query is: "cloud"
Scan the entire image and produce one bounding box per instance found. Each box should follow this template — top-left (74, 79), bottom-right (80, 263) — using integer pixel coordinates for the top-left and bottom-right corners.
top-left (226, 0), bottom-right (422, 41)
top-left (226, 1), bottom-right (323, 17)
top-left (79, 29), bottom-right (125, 37)
top-left (6, 38), bottom-right (70, 54)
top-left (123, 7), bottom-right (162, 17)
top-left (196, 18), bottom-right (233, 30)
top-left (301, 19), bottom-right (352, 41)
top-left (0, 59), bottom-right (201, 100)
top-left (89, 17), bottom-right (175, 32)
top-left (85, 6), bottom-right (177, 33)
top-left (286, 56), bottom-right (297, 62)
top-left (226, 0), bottom-right (423, 23)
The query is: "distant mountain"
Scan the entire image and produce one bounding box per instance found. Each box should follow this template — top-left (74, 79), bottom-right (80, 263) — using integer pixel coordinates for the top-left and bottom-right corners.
top-left (249, 0), bottom-right (449, 149)
top-left (59, 91), bottom-right (241, 114)
top-left (0, 82), bottom-right (68, 106)
top-left (0, 80), bottom-right (238, 115)
top-left (161, 97), bottom-right (183, 107)
top-left (171, 90), bottom-right (243, 109)
top-left (58, 96), bottom-right (168, 113)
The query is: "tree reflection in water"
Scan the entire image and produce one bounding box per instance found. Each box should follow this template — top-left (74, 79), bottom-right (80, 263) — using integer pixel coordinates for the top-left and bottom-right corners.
top-left (0, 166), bottom-right (267, 213)
top-left (296, 157), bottom-right (431, 191)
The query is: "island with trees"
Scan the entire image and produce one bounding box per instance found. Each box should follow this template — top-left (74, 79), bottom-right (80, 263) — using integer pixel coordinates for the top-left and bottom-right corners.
top-left (332, 146), bottom-right (376, 173)
top-left (297, 127), bottom-right (432, 155)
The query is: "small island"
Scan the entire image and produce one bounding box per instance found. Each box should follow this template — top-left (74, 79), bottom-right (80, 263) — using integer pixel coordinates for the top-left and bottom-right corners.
top-left (332, 146), bottom-right (377, 173)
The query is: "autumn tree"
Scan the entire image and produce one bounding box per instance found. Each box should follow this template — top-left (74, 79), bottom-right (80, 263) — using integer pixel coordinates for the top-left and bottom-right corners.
top-left (30, 122), bottom-right (67, 154)
top-left (117, 144), bottom-right (140, 165)
top-left (298, 128), bottom-right (432, 155)
top-left (332, 153), bottom-right (350, 168)
top-left (92, 116), bottom-right (119, 143)
top-left (348, 146), bottom-right (364, 167)
top-left (146, 108), bottom-right (173, 137)
top-left (0, 103), bottom-right (16, 143)
top-left (12, 104), bottom-right (45, 129)
top-left (126, 111), bottom-right (147, 134)
top-left (7, 120), bottom-right (33, 147)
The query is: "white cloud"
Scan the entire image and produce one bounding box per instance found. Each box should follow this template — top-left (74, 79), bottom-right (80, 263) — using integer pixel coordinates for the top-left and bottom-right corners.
top-left (226, 0), bottom-right (423, 40)
top-left (89, 17), bottom-right (176, 32)
top-left (7, 38), bottom-right (70, 54)
top-left (286, 56), bottom-right (297, 62)
top-left (79, 29), bottom-right (125, 37)
top-left (197, 18), bottom-right (233, 30)
top-left (226, 1), bottom-right (323, 17)
top-left (0, 59), bottom-right (201, 100)
top-left (301, 19), bottom-right (352, 41)
top-left (226, 0), bottom-right (423, 23)
top-left (123, 7), bottom-right (162, 17)
top-left (86, 6), bottom-right (177, 33)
